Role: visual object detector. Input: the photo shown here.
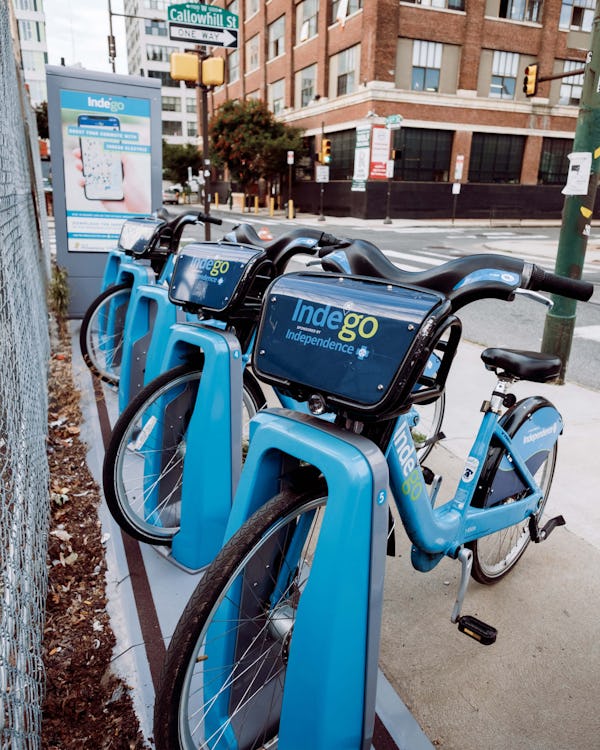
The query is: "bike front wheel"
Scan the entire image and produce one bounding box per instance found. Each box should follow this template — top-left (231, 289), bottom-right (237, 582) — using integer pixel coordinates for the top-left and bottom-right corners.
top-left (153, 482), bottom-right (327, 750)
top-left (102, 363), bottom-right (265, 545)
top-left (80, 282), bottom-right (131, 385)
top-left (411, 391), bottom-right (445, 462)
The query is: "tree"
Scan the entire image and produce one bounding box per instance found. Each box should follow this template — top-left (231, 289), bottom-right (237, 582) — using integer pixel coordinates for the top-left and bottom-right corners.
top-left (209, 99), bottom-right (304, 192)
top-left (162, 140), bottom-right (203, 184)
top-left (35, 101), bottom-right (48, 139)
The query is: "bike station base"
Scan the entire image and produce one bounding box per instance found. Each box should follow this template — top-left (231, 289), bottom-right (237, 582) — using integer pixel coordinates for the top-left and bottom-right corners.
top-left (70, 320), bottom-right (600, 750)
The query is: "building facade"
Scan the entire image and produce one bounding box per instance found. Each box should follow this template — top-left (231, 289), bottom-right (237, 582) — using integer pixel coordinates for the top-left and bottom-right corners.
top-left (12, 0), bottom-right (48, 105)
top-left (124, 0), bottom-right (199, 145)
top-left (206, 0), bottom-right (591, 218)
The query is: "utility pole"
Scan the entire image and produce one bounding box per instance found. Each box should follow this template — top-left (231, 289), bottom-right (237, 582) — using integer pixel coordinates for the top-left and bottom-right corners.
top-left (541, 4), bottom-right (600, 381)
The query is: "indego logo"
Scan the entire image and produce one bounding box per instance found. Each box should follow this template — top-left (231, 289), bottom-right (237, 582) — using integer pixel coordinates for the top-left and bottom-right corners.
top-left (291, 299), bottom-right (378, 342)
top-left (191, 257), bottom-right (230, 276)
top-left (87, 96), bottom-right (125, 113)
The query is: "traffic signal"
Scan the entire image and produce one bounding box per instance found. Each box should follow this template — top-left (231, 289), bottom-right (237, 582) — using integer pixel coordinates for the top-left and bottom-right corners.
top-left (107, 35), bottom-right (116, 61)
top-left (321, 138), bottom-right (332, 164)
top-left (523, 63), bottom-right (538, 97)
top-left (170, 52), bottom-right (199, 82)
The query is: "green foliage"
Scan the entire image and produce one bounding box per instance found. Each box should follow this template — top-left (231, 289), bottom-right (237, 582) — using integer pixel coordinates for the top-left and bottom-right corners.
top-left (35, 101), bottom-right (49, 139)
top-left (162, 140), bottom-right (203, 184)
top-left (48, 264), bottom-right (69, 321)
top-left (209, 99), bottom-right (304, 191)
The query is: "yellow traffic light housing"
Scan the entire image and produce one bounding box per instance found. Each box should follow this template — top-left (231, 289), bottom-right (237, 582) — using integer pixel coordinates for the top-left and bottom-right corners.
top-left (523, 63), bottom-right (538, 97)
top-left (202, 57), bottom-right (225, 87)
top-left (170, 52), bottom-right (199, 82)
top-left (321, 138), bottom-right (332, 164)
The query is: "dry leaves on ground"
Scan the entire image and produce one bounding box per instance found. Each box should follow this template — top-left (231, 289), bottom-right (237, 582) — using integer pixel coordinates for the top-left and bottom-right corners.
top-left (42, 329), bottom-right (148, 750)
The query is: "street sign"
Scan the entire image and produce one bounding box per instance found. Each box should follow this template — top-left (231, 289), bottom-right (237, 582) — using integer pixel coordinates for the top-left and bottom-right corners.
top-left (386, 114), bottom-right (403, 130)
top-left (167, 3), bottom-right (239, 47)
top-left (316, 165), bottom-right (330, 183)
top-left (287, 150), bottom-right (294, 165)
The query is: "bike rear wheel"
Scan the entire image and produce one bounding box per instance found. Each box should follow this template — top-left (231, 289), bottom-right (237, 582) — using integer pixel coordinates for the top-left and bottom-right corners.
top-left (153, 482), bottom-right (327, 750)
top-left (80, 282), bottom-right (131, 385)
top-left (102, 363), bottom-right (265, 545)
top-left (467, 403), bottom-right (558, 584)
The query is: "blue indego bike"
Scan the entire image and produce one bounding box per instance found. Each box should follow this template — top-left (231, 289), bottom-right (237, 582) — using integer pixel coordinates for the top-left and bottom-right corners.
top-left (79, 210), bottom-right (221, 387)
top-left (153, 247), bottom-right (592, 750)
top-left (101, 233), bottom-right (445, 569)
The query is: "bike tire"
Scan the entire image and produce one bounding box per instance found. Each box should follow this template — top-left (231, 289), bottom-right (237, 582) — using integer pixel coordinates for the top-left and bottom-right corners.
top-left (467, 400), bottom-right (558, 584)
top-left (102, 363), bottom-right (266, 545)
top-left (80, 282), bottom-right (131, 385)
top-left (153, 479), bottom-right (327, 750)
top-left (412, 390), bottom-right (445, 462)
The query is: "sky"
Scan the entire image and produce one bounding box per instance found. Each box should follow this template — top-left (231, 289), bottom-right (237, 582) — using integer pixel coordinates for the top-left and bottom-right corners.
top-left (43, 0), bottom-right (128, 75)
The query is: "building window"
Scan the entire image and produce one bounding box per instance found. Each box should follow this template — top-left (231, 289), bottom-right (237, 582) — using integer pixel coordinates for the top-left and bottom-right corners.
top-left (246, 34), bottom-right (260, 72)
top-left (468, 133), bottom-right (525, 182)
top-left (246, 0), bottom-right (259, 18)
top-left (21, 50), bottom-right (47, 72)
top-left (17, 20), bottom-right (45, 43)
top-left (490, 51), bottom-right (519, 99)
top-left (559, 60), bottom-right (585, 104)
top-left (163, 120), bottom-right (183, 136)
top-left (403, 0), bottom-right (465, 9)
top-left (268, 16), bottom-right (285, 60)
top-left (296, 64), bottom-right (317, 107)
top-left (187, 122), bottom-right (197, 138)
top-left (145, 20), bottom-right (168, 36)
top-left (538, 138), bottom-right (573, 184)
top-left (331, 0), bottom-right (363, 24)
top-left (148, 70), bottom-right (179, 87)
top-left (162, 96), bottom-right (181, 112)
top-left (297, 0), bottom-right (318, 43)
top-left (144, 0), bottom-right (168, 9)
top-left (268, 79), bottom-right (285, 114)
top-left (411, 41), bottom-right (442, 92)
top-left (186, 98), bottom-right (196, 114)
top-left (15, 0), bottom-right (39, 10)
top-left (228, 49), bottom-right (240, 83)
top-left (246, 90), bottom-right (261, 100)
top-left (498, 0), bottom-right (542, 22)
top-left (147, 44), bottom-right (177, 62)
top-left (331, 44), bottom-right (359, 97)
top-left (559, 0), bottom-right (594, 30)
top-left (328, 129), bottom-right (357, 180)
top-left (228, 0), bottom-right (239, 13)
top-left (392, 128), bottom-right (452, 181)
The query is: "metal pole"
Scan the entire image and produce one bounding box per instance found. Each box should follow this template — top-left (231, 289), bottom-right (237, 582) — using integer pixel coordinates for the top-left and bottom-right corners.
top-left (384, 177), bottom-right (392, 224)
top-left (197, 46), bottom-right (212, 240)
top-left (108, 0), bottom-right (116, 73)
top-left (541, 4), bottom-right (600, 381)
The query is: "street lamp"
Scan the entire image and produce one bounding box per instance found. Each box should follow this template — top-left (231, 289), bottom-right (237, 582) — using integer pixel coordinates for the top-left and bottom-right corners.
top-left (107, 0), bottom-right (162, 73)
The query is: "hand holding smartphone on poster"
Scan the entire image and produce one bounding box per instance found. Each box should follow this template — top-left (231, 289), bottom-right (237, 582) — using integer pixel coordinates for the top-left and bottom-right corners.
top-left (74, 114), bottom-right (150, 213)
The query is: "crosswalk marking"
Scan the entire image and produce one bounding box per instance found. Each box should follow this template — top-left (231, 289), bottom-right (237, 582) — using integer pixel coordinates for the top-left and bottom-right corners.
top-left (574, 325), bottom-right (600, 342)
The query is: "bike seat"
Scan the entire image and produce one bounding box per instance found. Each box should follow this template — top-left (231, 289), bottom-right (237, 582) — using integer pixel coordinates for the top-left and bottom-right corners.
top-left (481, 348), bottom-right (562, 382)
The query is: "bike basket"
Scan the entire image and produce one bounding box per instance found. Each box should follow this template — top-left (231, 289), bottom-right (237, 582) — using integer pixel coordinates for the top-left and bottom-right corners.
top-left (168, 242), bottom-right (270, 314)
top-left (118, 217), bottom-right (165, 256)
top-left (254, 273), bottom-right (452, 415)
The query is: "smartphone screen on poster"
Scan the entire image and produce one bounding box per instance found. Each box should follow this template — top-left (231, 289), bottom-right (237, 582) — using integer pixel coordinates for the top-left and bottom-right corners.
top-left (78, 114), bottom-right (124, 201)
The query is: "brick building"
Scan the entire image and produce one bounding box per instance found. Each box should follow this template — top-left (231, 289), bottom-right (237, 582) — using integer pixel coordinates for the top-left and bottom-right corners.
top-left (207, 0), bottom-right (592, 218)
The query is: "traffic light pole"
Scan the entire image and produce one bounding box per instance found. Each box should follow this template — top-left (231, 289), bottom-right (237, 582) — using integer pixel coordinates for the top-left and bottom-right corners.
top-left (541, 6), bottom-right (600, 381)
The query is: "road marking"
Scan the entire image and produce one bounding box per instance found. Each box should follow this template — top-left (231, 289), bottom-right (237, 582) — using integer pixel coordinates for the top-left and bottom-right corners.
top-left (574, 325), bottom-right (600, 342)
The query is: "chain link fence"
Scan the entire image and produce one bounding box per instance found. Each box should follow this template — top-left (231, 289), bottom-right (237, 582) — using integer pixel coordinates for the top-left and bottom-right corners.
top-left (0, 3), bottom-right (52, 747)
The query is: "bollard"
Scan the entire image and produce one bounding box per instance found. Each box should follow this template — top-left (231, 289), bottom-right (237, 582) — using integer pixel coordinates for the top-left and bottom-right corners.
top-left (215, 193), bottom-right (219, 208)
top-left (288, 199), bottom-right (294, 220)
top-left (269, 197), bottom-right (274, 217)
top-left (254, 196), bottom-right (259, 214)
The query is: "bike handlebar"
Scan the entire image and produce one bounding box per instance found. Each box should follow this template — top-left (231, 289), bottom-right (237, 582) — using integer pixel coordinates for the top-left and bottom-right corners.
top-left (527, 265), bottom-right (593, 301)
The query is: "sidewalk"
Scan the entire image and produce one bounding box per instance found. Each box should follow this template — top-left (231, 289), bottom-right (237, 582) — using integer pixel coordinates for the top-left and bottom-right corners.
top-left (72, 321), bottom-right (600, 749)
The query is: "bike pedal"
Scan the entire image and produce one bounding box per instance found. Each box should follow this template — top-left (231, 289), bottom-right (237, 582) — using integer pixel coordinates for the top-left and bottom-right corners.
top-left (457, 615), bottom-right (497, 645)
top-left (529, 514), bottom-right (566, 543)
